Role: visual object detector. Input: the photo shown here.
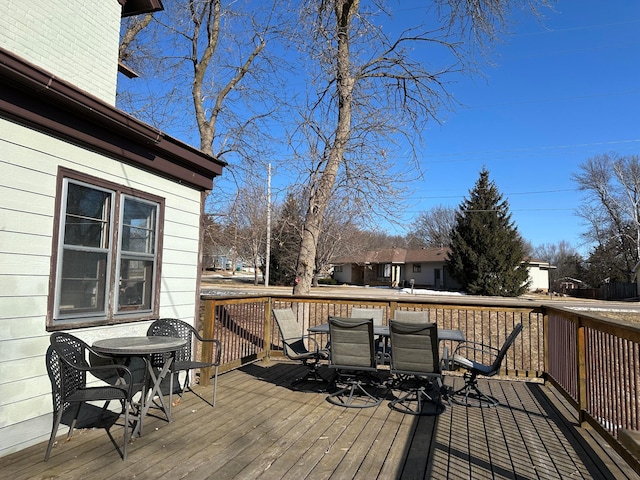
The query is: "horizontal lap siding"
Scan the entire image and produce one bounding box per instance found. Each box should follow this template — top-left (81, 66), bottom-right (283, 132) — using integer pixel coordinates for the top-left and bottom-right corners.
top-left (0, 119), bottom-right (204, 456)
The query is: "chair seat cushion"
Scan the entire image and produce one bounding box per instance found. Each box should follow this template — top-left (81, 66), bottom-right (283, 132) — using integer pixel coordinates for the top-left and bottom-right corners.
top-left (452, 354), bottom-right (495, 376)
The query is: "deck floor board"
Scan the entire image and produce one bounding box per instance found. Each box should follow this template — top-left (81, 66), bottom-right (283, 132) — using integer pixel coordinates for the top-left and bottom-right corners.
top-left (1, 360), bottom-right (638, 480)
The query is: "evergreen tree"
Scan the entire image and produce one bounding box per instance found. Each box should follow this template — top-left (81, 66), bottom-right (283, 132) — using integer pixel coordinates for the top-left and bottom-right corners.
top-left (446, 168), bottom-right (530, 296)
top-left (269, 193), bottom-right (303, 286)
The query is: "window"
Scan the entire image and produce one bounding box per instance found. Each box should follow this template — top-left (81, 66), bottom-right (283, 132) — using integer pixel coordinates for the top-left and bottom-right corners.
top-left (413, 264), bottom-right (422, 273)
top-left (377, 264), bottom-right (391, 278)
top-left (50, 169), bottom-right (163, 326)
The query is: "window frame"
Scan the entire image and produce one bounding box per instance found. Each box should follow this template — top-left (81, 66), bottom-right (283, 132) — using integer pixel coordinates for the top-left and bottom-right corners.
top-left (47, 168), bottom-right (164, 329)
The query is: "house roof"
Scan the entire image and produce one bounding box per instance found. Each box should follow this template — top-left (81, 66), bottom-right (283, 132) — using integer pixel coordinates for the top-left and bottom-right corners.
top-left (0, 47), bottom-right (225, 190)
top-left (119, 0), bottom-right (164, 17)
top-left (332, 247), bottom-right (449, 265)
top-left (332, 247), bottom-right (554, 268)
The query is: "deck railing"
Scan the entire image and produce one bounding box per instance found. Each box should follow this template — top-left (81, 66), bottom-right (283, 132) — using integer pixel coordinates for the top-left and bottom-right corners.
top-left (545, 306), bottom-right (640, 470)
top-left (199, 294), bottom-right (640, 473)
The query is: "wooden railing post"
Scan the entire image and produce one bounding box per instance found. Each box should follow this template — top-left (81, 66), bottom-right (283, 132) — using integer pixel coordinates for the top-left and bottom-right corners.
top-left (576, 319), bottom-right (588, 426)
top-left (264, 297), bottom-right (273, 360)
top-left (543, 308), bottom-right (549, 380)
top-left (200, 298), bottom-right (216, 387)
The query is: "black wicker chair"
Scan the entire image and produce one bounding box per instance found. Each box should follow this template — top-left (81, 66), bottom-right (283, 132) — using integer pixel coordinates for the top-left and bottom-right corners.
top-left (388, 320), bottom-right (445, 415)
top-left (147, 318), bottom-right (222, 407)
top-left (45, 332), bottom-right (135, 461)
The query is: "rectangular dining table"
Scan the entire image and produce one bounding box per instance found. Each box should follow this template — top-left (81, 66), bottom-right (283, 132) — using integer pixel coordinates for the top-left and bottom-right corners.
top-left (93, 336), bottom-right (186, 438)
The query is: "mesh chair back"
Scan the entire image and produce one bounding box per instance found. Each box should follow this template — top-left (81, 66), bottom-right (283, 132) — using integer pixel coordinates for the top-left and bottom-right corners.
top-left (389, 321), bottom-right (439, 375)
top-left (328, 316), bottom-right (376, 370)
top-left (45, 345), bottom-right (66, 414)
top-left (491, 323), bottom-right (523, 371)
top-left (393, 310), bottom-right (429, 323)
top-left (351, 307), bottom-right (383, 327)
top-left (273, 308), bottom-right (308, 358)
top-left (49, 333), bottom-right (89, 400)
top-left (147, 319), bottom-right (194, 366)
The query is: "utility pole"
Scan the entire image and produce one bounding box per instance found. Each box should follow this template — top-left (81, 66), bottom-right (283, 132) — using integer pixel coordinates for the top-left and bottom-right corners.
top-left (231, 192), bottom-right (238, 275)
top-left (265, 163), bottom-right (271, 287)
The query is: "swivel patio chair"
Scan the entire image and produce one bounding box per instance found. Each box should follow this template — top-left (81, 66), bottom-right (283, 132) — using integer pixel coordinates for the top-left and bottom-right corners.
top-left (272, 308), bottom-right (330, 390)
top-left (326, 316), bottom-right (382, 408)
top-left (450, 323), bottom-right (523, 407)
top-left (45, 332), bottom-right (135, 461)
top-left (388, 320), bottom-right (445, 415)
top-left (351, 307), bottom-right (387, 362)
top-left (393, 310), bottom-right (430, 323)
top-left (147, 318), bottom-right (222, 407)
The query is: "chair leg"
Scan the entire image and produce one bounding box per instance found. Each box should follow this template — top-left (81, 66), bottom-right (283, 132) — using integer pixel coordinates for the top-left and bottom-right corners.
top-left (451, 372), bottom-right (499, 407)
top-left (44, 409), bottom-right (65, 461)
top-left (290, 362), bottom-right (329, 391)
top-left (122, 399), bottom-right (129, 461)
top-left (326, 373), bottom-right (382, 409)
top-left (212, 366), bottom-right (219, 407)
top-left (389, 378), bottom-right (445, 415)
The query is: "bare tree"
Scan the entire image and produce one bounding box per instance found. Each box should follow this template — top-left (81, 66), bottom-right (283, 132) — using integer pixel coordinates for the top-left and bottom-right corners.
top-left (233, 183), bottom-right (269, 285)
top-left (573, 153), bottom-right (640, 278)
top-left (117, 0), bottom-right (286, 182)
top-left (533, 240), bottom-right (584, 289)
top-left (290, 0), bottom-right (551, 295)
top-left (408, 205), bottom-right (457, 248)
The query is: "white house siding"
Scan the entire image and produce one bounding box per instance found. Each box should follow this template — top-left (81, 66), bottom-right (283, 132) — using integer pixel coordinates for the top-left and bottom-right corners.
top-left (528, 265), bottom-right (550, 292)
top-left (0, 119), bottom-right (203, 456)
top-left (0, 0), bottom-right (121, 104)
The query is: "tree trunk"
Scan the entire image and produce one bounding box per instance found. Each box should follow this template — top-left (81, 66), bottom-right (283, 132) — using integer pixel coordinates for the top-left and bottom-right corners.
top-left (293, 0), bottom-right (357, 295)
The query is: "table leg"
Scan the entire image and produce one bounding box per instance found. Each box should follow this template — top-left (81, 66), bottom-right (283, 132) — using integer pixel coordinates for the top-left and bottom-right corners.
top-left (131, 356), bottom-right (174, 438)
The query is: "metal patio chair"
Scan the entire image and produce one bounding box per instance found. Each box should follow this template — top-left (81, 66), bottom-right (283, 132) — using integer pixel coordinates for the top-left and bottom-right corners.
top-left (45, 332), bottom-right (135, 461)
top-left (147, 318), bottom-right (222, 407)
top-left (388, 320), bottom-right (445, 415)
top-left (351, 307), bottom-right (387, 362)
top-left (326, 316), bottom-right (382, 408)
top-left (450, 323), bottom-right (523, 407)
top-left (393, 310), bottom-right (430, 323)
top-left (272, 308), bottom-right (330, 390)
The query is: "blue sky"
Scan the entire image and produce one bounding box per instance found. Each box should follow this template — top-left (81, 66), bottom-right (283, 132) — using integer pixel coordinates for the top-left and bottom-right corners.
top-left (387, 1), bottom-right (640, 255)
top-left (120, 1), bottom-right (640, 257)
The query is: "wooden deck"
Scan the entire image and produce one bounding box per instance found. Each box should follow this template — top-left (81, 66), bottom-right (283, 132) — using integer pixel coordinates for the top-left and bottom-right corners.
top-left (2, 360), bottom-right (638, 480)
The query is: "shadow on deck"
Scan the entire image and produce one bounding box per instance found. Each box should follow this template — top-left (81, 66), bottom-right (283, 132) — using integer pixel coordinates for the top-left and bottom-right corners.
top-left (0, 360), bottom-right (636, 479)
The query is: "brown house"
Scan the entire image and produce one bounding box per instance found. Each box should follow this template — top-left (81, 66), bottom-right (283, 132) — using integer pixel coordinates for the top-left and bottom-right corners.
top-left (332, 247), bottom-right (552, 292)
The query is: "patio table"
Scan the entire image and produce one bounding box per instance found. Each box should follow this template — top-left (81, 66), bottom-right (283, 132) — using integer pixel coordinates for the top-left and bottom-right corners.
top-left (93, 336), bottom-right (186, 438)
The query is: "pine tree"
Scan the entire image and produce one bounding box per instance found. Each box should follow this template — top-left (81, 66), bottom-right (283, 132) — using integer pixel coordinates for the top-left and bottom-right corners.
top-left (446, 168), bottom-right (530, 296)
top-left (269, 193), bottom-right (303, 286)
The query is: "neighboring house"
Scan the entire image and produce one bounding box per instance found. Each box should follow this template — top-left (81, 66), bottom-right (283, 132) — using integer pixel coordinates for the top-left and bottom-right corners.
top-left (0, 0), bottom-right (225, 458)
top-left (331, 248), bottom-right (553, 292)
top-left (555, 277), bottom-right (584, 294)
top-left (332, 248), bottom-right (459, 290)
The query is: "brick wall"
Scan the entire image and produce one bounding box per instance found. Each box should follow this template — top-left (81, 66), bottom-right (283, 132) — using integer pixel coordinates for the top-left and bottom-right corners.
top-left (0, 0), bottom-right (122, 104)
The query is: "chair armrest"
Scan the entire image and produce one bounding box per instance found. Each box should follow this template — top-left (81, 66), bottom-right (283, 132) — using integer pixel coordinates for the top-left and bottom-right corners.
top-left (193, 333), bottom-right (222, 365)
top-left (58, 354), bottom-right (135, 397)
top-left (192, 329), bottom-right (222, 365)
top-left (283, 335), bottom-right (324, 353)
top-left (452, 341), bottom-right (500, 362)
